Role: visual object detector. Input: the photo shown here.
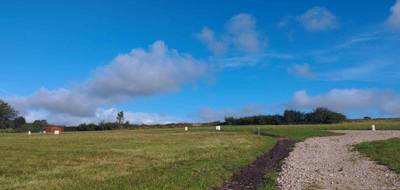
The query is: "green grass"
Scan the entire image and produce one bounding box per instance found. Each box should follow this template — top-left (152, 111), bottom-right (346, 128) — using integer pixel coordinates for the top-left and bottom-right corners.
top-left (220, 120), bottom-right (400, 141)
top-left (259, 171), bottom-right (279, 190)
top-left (355, 138), bottom-right (400, 173)
top-left (1, 120), bottom-right (399, 189)
top-left (0, 129), bottom-right (276, 190)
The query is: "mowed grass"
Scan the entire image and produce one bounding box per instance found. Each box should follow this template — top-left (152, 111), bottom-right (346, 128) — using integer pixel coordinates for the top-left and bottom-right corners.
top-left (221, 120), bottom-right (400, 141)
top-left (0, 129), bottom-right (276, 190)
top-left (355, 138), bottom-right (400, 173)
top-left (1, 120), bottom-right (399, 190)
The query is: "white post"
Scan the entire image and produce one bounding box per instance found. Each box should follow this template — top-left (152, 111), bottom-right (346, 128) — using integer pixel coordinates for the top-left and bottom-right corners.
top-left (216, 125), bottom-right (221, 131)
top-left (28, 131), bottom-right (31, 135)
top-left (258, 127), bottom-right (260, 136)
top-left (372, 124), bottom-right (376, 131)
top-left (184, 126), bottom-right (188, 131)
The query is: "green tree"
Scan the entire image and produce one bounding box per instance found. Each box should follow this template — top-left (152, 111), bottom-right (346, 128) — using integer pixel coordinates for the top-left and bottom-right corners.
top-left (311, 107), bottom-right (346, 124)
top-left (0, 99), bottom-right (18, 121)
top-left (32, 120), bottom-right (48, 129)
top-left (117, 111), bottom-right (124, 128)
top-left (283, 110), bottom-right (305, 124)
top-left (13, 116), bottom-right (26, 129)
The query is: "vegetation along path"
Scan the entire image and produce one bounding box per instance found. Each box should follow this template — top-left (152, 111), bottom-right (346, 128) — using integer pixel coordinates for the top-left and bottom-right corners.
top-left (278, 130), bottom-right (400, 190)
top-left (214, 138), bottom-right (295, 190)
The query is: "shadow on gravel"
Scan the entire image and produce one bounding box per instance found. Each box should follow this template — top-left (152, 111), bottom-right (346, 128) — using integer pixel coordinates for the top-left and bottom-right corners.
top-left (212, 138), bottom-right (295, 190)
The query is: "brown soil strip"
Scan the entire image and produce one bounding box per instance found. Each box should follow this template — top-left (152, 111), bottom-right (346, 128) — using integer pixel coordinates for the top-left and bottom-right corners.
top-left (212, 138), bottom-right (295, 190)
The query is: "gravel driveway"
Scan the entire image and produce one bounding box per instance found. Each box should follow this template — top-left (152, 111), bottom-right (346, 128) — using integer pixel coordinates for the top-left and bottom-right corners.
top-left (278, 130), bottom-right (400, 190)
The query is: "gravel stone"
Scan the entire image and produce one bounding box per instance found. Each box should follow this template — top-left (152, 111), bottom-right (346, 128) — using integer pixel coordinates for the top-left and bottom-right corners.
top-left (278, 130), bottom-right (400, 190)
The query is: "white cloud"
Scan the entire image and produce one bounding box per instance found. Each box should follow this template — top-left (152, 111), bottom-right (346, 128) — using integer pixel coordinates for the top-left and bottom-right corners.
top-left (5, 41), bottom-right (205, 125)
top-left (85, 40), bottom-right (206, 100)
top-left (387, 0), bottom-right (400, 30)
top-left (22, 108), bottom-right (179, 126)
top-left (289, 64), bottom-right (315, 79)
top-left (226, 13), bottom-right (263, 53)
top-left (7, 88), bottom-right (97, 117)
top-left (196, 27), bottom-right (227, 55)
top-left (288, 89), bottom-right (400, 116)
top-left (298, 7), bottom-right (338, 32)
top-left (197, 13), bottom-right (266, 54)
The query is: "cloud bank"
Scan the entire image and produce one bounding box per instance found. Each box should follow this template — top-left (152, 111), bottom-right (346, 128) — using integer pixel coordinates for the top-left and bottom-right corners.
top-left (197, 13), bottom-right (266, 55)
top-left (6, 41), bottom-right (206, 125)
top-left (288, 89), bottom-right (400, 116)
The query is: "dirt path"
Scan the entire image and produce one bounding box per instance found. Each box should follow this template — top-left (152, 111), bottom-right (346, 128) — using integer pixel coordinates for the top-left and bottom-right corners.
top-left (214, 139), bottom-right (294, 190)
top-left (278, 130), bottom-right (400, 190)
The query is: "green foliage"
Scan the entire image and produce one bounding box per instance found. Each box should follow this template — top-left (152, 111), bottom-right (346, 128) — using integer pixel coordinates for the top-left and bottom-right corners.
top-left (77, 122), bottom-right (119, 131)
top-left (309, 107), bottom-right (346, 124)
top-left (32, 120), bottom-right (47, 129)
top-left (355, 138), bottom-right (400, 173)
top-left (260, 171), bottom-right (278, 190)
top-left (13, 116), bottom-right (26, 128)
top-left (224, 107), bottom-right (346, 125)
top-left (0, 99), bottom-right (18, 121)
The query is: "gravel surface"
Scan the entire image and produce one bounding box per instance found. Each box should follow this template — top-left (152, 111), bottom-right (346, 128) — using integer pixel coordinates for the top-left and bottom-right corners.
top-left (278, 130), bottom-right (400, 190)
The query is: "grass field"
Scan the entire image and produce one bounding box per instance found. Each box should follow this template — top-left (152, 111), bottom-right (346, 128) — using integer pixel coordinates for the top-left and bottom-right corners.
top-left (1, 120), bottom-right (399, 189)
top-left (223, 120), bottom-right (400, 141)
top-left (355, 137), bottom-right (400, 173)
top-left (0, 129), bottom-right (276, 190)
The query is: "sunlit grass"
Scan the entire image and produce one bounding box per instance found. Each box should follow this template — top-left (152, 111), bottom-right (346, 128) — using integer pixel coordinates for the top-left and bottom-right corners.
top-left (355, 138), bottom-right (400, 173)
top-left (0, 129), bottom-right (276, 190)
top-left (1, 120), bottom-right (399, 189)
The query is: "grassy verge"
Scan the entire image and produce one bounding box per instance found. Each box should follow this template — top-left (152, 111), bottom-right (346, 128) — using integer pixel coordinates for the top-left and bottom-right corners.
top-left (0, 129), bottom-right (276, 190)
top-left (219, 120), bottom-right (400, 141)
top-left (355, 138), bottom-right (400, 173)
top-left (259, 171), bottom-right (279, 190)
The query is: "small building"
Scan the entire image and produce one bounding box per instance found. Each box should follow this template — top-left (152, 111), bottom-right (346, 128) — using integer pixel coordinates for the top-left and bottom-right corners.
top-left (46, 125), bottom-right (64, 133)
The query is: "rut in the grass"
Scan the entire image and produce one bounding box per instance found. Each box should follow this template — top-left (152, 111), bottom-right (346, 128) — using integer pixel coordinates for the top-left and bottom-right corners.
top-left (212, 138), bottom-right (294, 190)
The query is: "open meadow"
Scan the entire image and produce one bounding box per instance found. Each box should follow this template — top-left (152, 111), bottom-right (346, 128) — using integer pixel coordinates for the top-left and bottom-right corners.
top-left (1, 120), bottom-right (400, 190)
top-left (0, 129), bottom-right (275, 190)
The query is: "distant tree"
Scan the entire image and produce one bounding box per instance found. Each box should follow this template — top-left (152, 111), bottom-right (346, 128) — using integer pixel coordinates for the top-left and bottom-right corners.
top-left (32, 120), bottom-right (48, 129)
top-left (0, 99), bottom-right (18, 121)
top-left (13, 116), bottom-right (26, 128)
top-left (224, 117), bottom-right (235, 125)
top-left (283, 110), bottom-right (305, 124)
top-left (311, 107), bottom-right (346, 124)
top-left (116, 111), bottom-right (124, 128)
top-left (220, 107), bottom-right (346, 125)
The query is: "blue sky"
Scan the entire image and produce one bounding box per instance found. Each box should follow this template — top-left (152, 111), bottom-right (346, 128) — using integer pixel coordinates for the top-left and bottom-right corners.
top-left (1, 0), bottom-right (400, 125)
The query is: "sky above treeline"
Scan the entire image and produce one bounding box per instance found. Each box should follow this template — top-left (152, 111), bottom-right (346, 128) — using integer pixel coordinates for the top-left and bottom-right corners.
top-left (1, 0), bottom-right (400, 125)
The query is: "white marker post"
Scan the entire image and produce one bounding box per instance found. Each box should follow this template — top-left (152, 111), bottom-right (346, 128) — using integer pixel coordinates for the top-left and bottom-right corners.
top-left (184, 126), bottom-right (188, 131)
top-left (216, 125), bottom-right (221, 131)
top-left (28, 131), bottom-right (31, 135)
top-left (54, 130), bottom-right (60, 135)
top-left (372, 124), bottom-right (376, 131)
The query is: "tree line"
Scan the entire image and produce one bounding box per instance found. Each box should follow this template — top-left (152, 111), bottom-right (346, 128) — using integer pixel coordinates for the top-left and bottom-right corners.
top-left (224, 107), bottom-right (346, 125)
top-left (1, 98), bottom-right (347, 132)
top-left (0, 99), bottom-right (49, 132)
